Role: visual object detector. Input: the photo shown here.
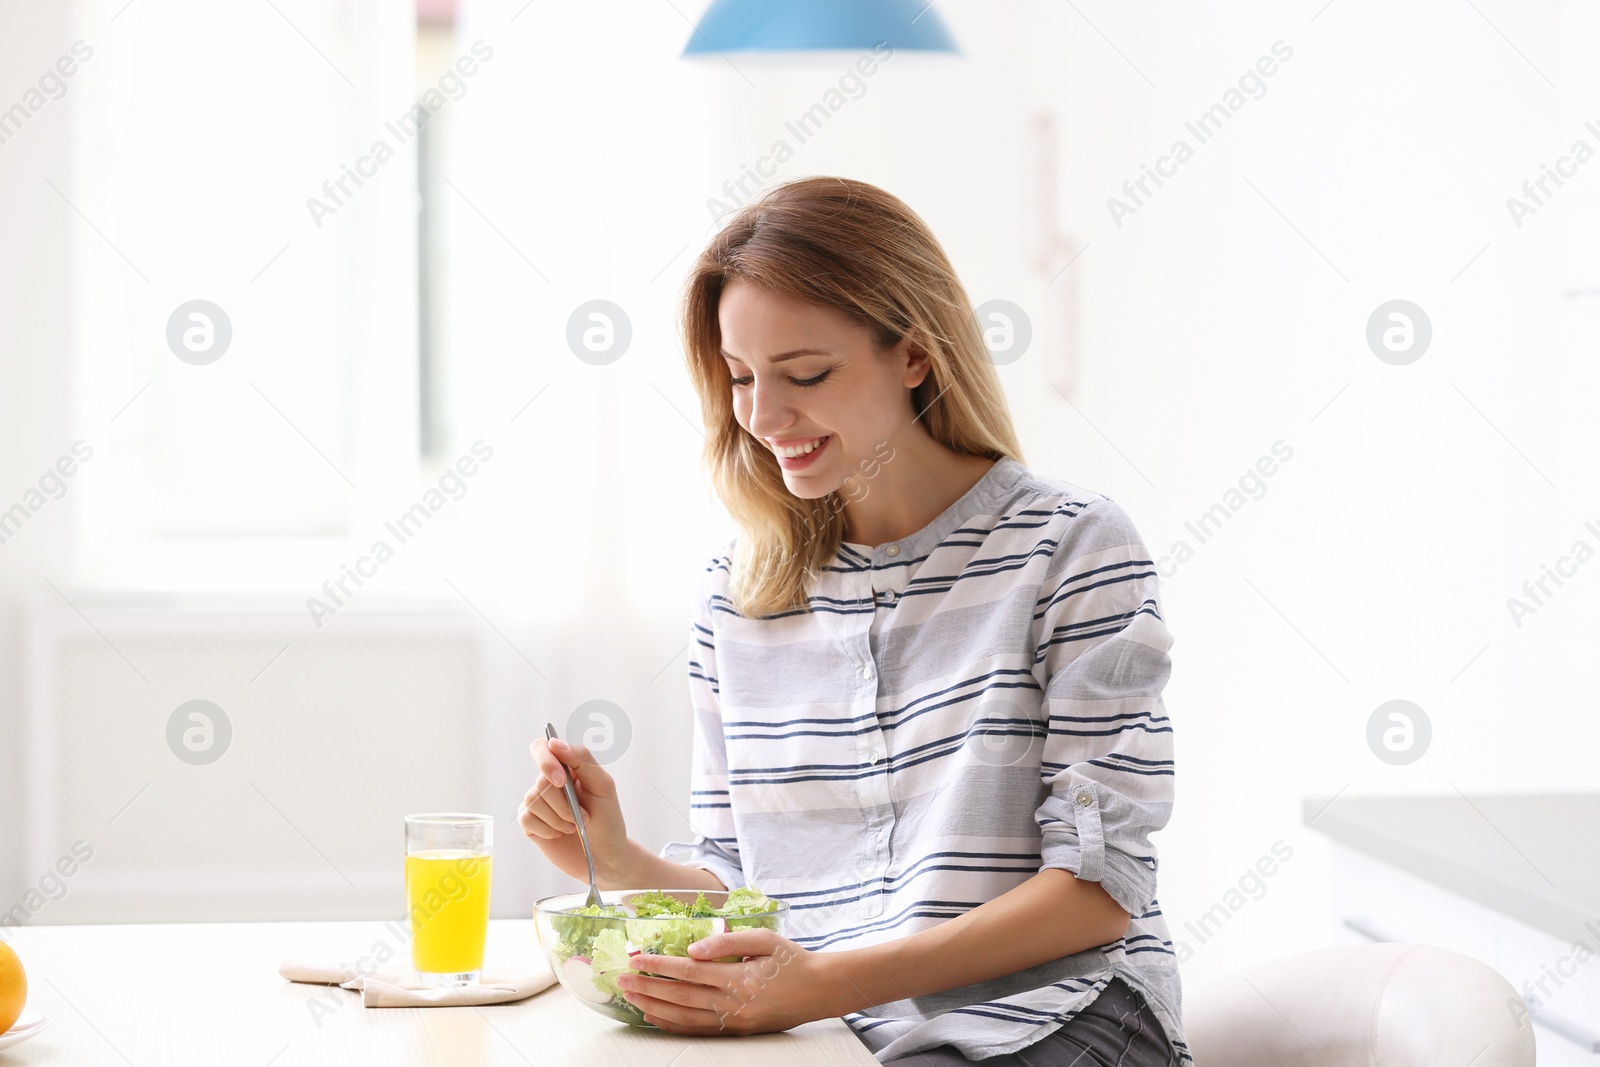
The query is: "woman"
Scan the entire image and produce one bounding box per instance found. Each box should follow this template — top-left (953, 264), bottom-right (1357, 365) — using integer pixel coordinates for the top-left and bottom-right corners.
top-left (520, 176), bottom-right (1187, 1066)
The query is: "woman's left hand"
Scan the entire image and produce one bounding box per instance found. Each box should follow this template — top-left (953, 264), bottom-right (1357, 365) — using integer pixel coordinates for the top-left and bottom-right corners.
top-left (617, 927), bottom-right (850, 1035)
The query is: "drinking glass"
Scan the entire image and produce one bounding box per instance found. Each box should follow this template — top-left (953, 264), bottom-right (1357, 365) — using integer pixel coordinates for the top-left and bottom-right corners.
top-left (404, 813), bottom-right (493, 987)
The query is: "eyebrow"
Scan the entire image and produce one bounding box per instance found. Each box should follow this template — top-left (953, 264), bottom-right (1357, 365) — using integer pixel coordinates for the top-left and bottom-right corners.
top-left (719, 348), bottom-right (831, 364)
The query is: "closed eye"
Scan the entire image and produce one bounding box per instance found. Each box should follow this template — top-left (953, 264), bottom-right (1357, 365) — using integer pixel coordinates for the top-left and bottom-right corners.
top-left (728, 370), bottom-right (831, 388)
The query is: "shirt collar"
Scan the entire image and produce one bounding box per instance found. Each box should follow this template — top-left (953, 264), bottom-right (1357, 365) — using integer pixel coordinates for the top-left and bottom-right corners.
top-left (839, 456), bottom-right (1026, 567)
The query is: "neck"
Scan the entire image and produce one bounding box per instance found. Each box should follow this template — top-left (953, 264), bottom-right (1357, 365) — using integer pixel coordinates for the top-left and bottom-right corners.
top-left (841, 425), bottom-right (996, 548)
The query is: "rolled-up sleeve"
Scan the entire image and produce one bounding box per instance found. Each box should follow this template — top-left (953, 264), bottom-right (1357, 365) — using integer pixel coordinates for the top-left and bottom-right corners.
top-left (659, 553), bottom-right (746, 892)
top-left (1032, 498), bottom-right (1174, 918)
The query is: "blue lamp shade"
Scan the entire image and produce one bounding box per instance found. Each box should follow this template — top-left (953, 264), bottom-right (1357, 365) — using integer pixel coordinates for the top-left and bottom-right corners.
top-left (682, 0), bottom-right (959, 56)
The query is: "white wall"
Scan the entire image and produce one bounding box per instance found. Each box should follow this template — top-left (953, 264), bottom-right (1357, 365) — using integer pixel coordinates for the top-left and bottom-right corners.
top-left (1, 0), bottom-right (1594, 991)
top-left (1, 0), bottom-right (79, 928)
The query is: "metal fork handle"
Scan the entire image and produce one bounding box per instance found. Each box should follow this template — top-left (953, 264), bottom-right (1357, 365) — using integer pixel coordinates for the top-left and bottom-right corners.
top-left (545, 722), bottom-right (603, 906)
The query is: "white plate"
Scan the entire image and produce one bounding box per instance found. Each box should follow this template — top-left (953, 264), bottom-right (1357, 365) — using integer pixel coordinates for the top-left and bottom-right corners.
top-left (0, 1008), bottom-right (50, 1050)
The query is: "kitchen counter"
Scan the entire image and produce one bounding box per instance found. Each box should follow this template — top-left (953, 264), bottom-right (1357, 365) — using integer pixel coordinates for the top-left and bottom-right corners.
top-left (1302, 792), bottom-right (1599, 946)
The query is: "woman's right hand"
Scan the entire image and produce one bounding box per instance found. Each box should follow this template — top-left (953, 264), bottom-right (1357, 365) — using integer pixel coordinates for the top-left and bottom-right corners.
top-left (519, 736), bottom-right (631, 885)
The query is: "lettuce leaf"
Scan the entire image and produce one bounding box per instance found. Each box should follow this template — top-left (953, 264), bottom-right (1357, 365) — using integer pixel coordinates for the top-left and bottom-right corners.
top-left (627, 890), bottom-right (717, 918)
top-left (716, 886), bottom-right (780, 917)
top-left (626, 916), bottom-right (718, 958)
top-left (552, 886), bottom-right (780, 981)
top-left (550, 904), bottom-right (628, 964)
top-left (589, 928), bottom-right (633, 999)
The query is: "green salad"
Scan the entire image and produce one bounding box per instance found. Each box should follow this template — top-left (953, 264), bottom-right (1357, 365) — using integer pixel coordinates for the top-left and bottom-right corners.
top-left (548, 887), bottom-right (782, 1023)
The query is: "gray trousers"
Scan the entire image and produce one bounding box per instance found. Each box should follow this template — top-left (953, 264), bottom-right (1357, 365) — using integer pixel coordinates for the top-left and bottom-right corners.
top-left (885, 977), bottom-right (1179, 1066)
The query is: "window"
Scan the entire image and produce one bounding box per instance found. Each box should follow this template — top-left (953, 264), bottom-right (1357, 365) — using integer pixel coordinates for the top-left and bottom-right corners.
top-left (73, 0), bottom-right (419, 590)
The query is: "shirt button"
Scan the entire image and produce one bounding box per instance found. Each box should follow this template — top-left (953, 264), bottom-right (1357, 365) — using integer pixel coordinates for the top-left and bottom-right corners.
top-left (862, 663), bottom-right (874, 680)
top-left (1076, 791), bottom-right (1092, 806)
top-left (876, 829), bottom-right (888, 843)
top-left (871, 749), bottom-right (885, 764)
top-left (885, 544), bottom-right (900, 557)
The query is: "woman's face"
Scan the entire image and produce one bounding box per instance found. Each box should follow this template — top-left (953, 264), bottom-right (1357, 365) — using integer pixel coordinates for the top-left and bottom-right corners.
top-left (718, 278), bottom-right (927, 500)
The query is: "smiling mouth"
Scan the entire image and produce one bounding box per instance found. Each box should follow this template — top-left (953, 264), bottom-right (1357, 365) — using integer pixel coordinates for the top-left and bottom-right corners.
top-left (771, 435), bottom-right (829, 459)
top-left (771, 435), bottom-right (833, 471)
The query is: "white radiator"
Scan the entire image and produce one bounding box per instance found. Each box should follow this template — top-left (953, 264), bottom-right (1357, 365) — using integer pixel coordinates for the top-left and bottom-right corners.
top-left (20, 597), bottom-right (487, 924)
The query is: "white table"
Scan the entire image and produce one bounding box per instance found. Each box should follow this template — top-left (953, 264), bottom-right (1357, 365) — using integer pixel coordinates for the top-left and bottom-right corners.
top-left (0, 919), bottom-right (880, 1066)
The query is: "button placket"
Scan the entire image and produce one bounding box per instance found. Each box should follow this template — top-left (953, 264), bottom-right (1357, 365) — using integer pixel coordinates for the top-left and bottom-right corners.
top-left (844, 541), bottom-right (900, 919)
top-left (864, 727), bottom-right (894, 917)
top-left (871, 542), bottom-right (908, 612)
top-left (864, 563), bottom-right (888, 916)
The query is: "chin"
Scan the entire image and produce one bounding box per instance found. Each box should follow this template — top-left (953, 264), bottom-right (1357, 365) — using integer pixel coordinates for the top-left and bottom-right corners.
top-left (782, 475), bottom-right (841, 501)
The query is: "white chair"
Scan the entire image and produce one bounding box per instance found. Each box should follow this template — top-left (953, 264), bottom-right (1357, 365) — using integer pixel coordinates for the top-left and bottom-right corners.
top-left (1184, 942), bottom-right (1536, 1066)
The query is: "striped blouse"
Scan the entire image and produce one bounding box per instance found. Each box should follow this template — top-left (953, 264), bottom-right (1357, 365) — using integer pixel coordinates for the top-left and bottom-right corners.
top-left (661, 456), bottom-right (1189, 1064)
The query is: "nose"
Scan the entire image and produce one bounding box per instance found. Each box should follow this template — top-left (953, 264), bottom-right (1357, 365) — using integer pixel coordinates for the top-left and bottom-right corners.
top-left (742, 375), bottom-right (794, 441)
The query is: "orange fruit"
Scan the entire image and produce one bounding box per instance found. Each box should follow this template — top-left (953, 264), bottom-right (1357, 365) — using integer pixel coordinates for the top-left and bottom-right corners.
top-left (0, 940), bottom-right (25, 1034)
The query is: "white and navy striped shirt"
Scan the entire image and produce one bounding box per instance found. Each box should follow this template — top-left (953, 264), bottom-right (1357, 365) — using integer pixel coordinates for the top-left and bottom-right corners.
top-left (662, 457), bottom-right (1189, 1064)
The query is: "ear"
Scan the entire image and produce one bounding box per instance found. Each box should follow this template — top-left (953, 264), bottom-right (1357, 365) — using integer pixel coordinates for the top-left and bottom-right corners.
top-left (899, 331), bottom-right (932, 390)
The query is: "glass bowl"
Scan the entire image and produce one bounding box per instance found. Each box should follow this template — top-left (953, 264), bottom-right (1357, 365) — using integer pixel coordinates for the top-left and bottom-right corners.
top-left (534, 888), bottom-right (788, 1025)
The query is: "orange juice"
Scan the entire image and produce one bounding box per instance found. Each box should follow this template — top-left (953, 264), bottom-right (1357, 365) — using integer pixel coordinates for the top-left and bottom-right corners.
top-left (406, 849), bottom-right (492, 973)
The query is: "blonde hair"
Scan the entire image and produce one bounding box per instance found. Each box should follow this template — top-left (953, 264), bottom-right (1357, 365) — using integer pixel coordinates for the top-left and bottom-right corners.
top-left (679, 176), bottom-right (1023, 618)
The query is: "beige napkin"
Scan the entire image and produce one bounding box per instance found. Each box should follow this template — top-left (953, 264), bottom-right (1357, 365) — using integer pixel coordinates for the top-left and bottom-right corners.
top-left (279, 956), bottom-right (557, 1007)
